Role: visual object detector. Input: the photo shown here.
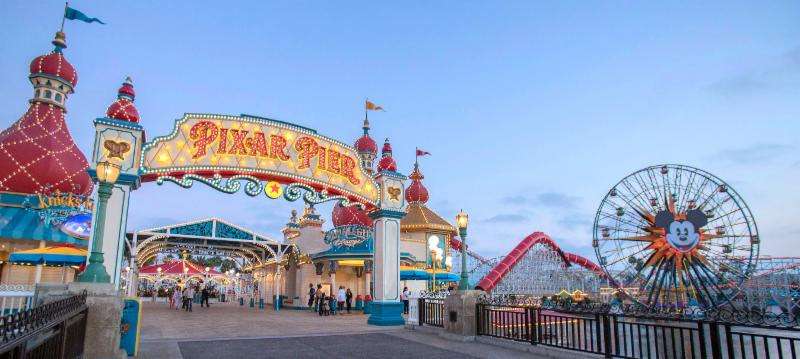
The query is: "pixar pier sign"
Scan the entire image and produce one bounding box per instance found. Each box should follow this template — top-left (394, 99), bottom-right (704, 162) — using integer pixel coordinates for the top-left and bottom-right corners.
top-left (139, 113), bottom-right (380, 206)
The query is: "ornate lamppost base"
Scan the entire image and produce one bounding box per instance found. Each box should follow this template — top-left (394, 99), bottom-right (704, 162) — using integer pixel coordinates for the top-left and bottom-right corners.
top-left (77, 262), bottom-right (111, 283)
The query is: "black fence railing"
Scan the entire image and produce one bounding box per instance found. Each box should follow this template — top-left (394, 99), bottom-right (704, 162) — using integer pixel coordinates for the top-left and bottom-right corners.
top-left (0, 292), bottom-right (87, 359)
top-left (476, 303), bottom-right (800, 358)
top-left (419, 298), bottom-right (445, 328)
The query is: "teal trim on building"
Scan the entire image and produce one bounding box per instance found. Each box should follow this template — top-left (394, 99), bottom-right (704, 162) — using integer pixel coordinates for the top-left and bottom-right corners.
top-left (376, 170), bottom-right (408, 180)
top-left (215, 222), bottom-right (252, 240)
top-left (0, 206), bottom-right (88, 246)
top-left (170, 221), bottom-right (213, 237)
top-left (0, 193), bottom-right (35, 207)
top-left (93, 117), bottom-right (144, 131)
top-left (369, 209), bottom-right (406, 219)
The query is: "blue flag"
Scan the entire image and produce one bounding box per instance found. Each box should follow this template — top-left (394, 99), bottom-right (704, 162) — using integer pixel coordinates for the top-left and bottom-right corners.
top-left (64, 6), bottom-right (105, 25)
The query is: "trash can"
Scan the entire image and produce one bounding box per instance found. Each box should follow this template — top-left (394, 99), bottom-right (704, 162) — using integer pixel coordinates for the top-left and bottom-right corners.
top-left (363, 295), bottom-right (372, 314)
top-left (273, 295), bottom-right (283, 311)
top-left (239, 297), bottom-right (244, 306)
top-left (355, 295), bottom-right (364, 311)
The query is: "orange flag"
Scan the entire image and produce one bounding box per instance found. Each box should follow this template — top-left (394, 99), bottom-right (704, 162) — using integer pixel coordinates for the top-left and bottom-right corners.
top-left (365, 100), bottom-right (385, 111)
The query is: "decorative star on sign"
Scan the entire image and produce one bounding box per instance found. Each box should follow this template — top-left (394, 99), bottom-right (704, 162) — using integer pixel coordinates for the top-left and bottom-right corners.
top-left (265, 181), bottom-right (283, 199)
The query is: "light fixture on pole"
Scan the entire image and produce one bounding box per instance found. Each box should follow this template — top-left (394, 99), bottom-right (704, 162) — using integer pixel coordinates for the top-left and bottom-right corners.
top-left (78, 161), bottom-right (121, 283)
top-left (455, 209), bottom-right (469, 290)
top-left (428, 236), bottom-right (440, 291)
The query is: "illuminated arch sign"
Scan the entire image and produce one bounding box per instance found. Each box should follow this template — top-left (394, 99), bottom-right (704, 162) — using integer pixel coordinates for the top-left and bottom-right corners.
top-left (140, 113), bottom-right (379, 208)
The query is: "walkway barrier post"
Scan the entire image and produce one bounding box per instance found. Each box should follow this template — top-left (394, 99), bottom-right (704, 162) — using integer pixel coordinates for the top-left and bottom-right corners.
top-left (697, 320), bottom-right (708, 359)
top-left (601, 314), bottom-right (612, 358)
top-left (418, 298), bottom-right (425, 325)
top-left (709, 321), bottom-right (722, 359)
top-left (406, 292), bottom-right (419, 326)
top-left (528, 307), bottom-right (536, 345)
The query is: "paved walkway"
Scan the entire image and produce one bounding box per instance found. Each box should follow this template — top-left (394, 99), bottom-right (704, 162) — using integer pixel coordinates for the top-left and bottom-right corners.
top-left (137, 301), bottom-right (544, 358)
top-left (139, 300), bottom-right (390, 341)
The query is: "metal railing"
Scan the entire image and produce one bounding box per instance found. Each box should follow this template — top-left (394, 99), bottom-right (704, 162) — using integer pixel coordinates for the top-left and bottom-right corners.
top-left (475, 302), bottom-right (800, 358)
top-left (0, 286), bottom-right (34, 316)
top-left (0, 292), bottom-right (87, 359)
top-left (418, 298), bottom-right (445, 328)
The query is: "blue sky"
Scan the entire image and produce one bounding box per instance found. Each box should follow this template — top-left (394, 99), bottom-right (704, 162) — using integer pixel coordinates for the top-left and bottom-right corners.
top-left (1, 1), bottom-right (799, 259)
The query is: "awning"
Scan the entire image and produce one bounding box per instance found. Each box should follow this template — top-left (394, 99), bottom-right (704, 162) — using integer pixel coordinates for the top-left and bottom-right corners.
top-left (0, 206), bottom-right (88, 246)
top-left (400, 266), bottom-right (428, 280)
top-left (400, 266), bottom-right (459, 281)
top-left (9, 245), bottom-right (87, 266)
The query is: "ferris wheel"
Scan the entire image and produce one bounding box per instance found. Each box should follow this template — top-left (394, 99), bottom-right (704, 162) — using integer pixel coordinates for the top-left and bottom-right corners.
top-left (593, 164), bottom-right (759, 309)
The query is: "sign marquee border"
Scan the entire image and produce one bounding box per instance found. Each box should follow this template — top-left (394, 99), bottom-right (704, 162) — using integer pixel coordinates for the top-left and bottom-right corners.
top-left (139, 113), bottom-right (380, 209)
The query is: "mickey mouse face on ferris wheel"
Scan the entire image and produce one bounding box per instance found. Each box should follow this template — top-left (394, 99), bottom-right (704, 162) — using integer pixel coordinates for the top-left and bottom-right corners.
top-left (655, 209), bottom-right (708, 253)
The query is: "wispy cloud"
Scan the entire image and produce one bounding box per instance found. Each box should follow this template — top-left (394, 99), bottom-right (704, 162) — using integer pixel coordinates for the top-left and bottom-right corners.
top-left (713, 143), bottom-right (793, 165)
top-left (502, 191), bottom-right (580, 209)
top-left (483, 214), bottom-right (529, 223)
top-left (557, 216), bottom-right (592, 231)
top-left (709, 46), bottom-right (800, 97)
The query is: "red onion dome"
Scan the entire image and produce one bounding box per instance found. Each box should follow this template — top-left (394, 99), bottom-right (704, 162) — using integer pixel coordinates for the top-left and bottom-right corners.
top-left (29, 32), bottom-right (77, 88)
top-left (331, 202), bottom-right (372, 227)
top-left (376, 138), bottom-right (397, 172)
top-left (405, 163), bottom-right (429, 204)
top-left (0, 32), bottom-right (92, 196)
top-left (106, 77), bottom-right (140, 123)
top-left (354, 119), bottom-right (377, 155)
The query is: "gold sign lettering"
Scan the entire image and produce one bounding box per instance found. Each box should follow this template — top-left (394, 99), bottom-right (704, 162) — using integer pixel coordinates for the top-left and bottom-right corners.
top-left (142, 114), bottom-right (379, 206)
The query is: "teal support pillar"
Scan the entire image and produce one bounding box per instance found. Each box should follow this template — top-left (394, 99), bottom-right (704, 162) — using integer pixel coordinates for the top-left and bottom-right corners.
top-left (77, 181), bottom-right (113, 283)
top-left (458, 227), bottom-right (469, 290)
top-left (367, 170), bottom-right (407, 326)
top-left (89, 115), bottom-right (144, 289)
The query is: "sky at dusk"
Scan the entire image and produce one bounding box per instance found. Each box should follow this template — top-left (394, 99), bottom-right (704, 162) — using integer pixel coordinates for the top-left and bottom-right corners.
top-left (1, 1), bottom-right (798, 260)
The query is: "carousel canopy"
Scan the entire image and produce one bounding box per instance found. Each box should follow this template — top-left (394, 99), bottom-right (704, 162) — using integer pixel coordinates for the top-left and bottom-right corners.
top-left (139, 259), bottom-right (221, 276)
top-left (9, 244), bottom-right (86, 266)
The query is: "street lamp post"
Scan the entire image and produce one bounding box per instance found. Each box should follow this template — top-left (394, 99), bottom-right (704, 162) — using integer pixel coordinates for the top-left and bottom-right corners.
top-left (428, 236), bottom-right (442, 292)
top-left (456, 210), bottom-right (469, 290)
top-left (78, 161), bottom-right (121, 283)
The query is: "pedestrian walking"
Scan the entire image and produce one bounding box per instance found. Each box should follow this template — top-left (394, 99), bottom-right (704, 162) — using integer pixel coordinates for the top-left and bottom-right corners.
top-left (185, 285), bottom-right (195, 312)
top-left (201, 286), bottom-right (210, 308)
top-left (308, 283), bottom-right (316, 310)
top-left (315, 284), bottom-right (323, 312)
top-left (337, 286), bottom-right (346, 313)
top-left (402, 287), bottom-right (410, 314)
top-left (172, 288), bottom-right (181, 311)
top-left (345, 288), bottom-right (353, 314)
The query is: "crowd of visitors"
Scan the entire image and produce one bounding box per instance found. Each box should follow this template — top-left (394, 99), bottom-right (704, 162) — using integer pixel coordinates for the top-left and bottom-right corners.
top-left (308, 283), bottom-right (356, 316)
top-left (163, 284), bottom-right (215, 312)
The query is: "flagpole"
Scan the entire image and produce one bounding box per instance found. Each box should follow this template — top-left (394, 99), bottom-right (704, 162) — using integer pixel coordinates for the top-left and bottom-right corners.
top-left (60, 2), bottom-right (69, 32)
top-left (415, 148), bottom-right (419, 166)
top-left (364, 98), bottom-right (368, 123)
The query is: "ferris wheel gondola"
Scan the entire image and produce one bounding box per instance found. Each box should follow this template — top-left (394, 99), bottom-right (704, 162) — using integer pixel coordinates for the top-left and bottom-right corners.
top-left (593, 164), bottom-right (759, 309)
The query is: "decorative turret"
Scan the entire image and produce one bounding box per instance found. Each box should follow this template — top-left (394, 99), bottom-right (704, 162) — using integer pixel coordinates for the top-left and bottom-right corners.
top-left (105, 77), bottom-right (140, 123)
top-left (298, 205), bottom-right (324, 228)
top-left (28, 32), bottom-right (76, 109)
top-left (331, 202), bottom-right (372, 227)
top-left (354, 118), bottom-right (377, 174)
top-left (282, 209), bottom-right (301, 241)
top-left (405, 162), bottom-right (429, 204)
top-left (0, 32), bottom-right (92, 196)
top-left (376, 138), bottom-right (397, 172)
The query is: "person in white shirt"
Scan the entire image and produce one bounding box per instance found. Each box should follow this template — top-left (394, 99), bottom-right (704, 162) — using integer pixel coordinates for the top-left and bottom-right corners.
top-left (401, 287), bottom-right (410, 314)
top-left (337, 286), bottom-right (346, 313)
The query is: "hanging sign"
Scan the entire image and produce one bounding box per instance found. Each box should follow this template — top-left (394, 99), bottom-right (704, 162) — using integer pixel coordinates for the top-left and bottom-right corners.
top-left (140, 114), bottom-right (379, 207)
